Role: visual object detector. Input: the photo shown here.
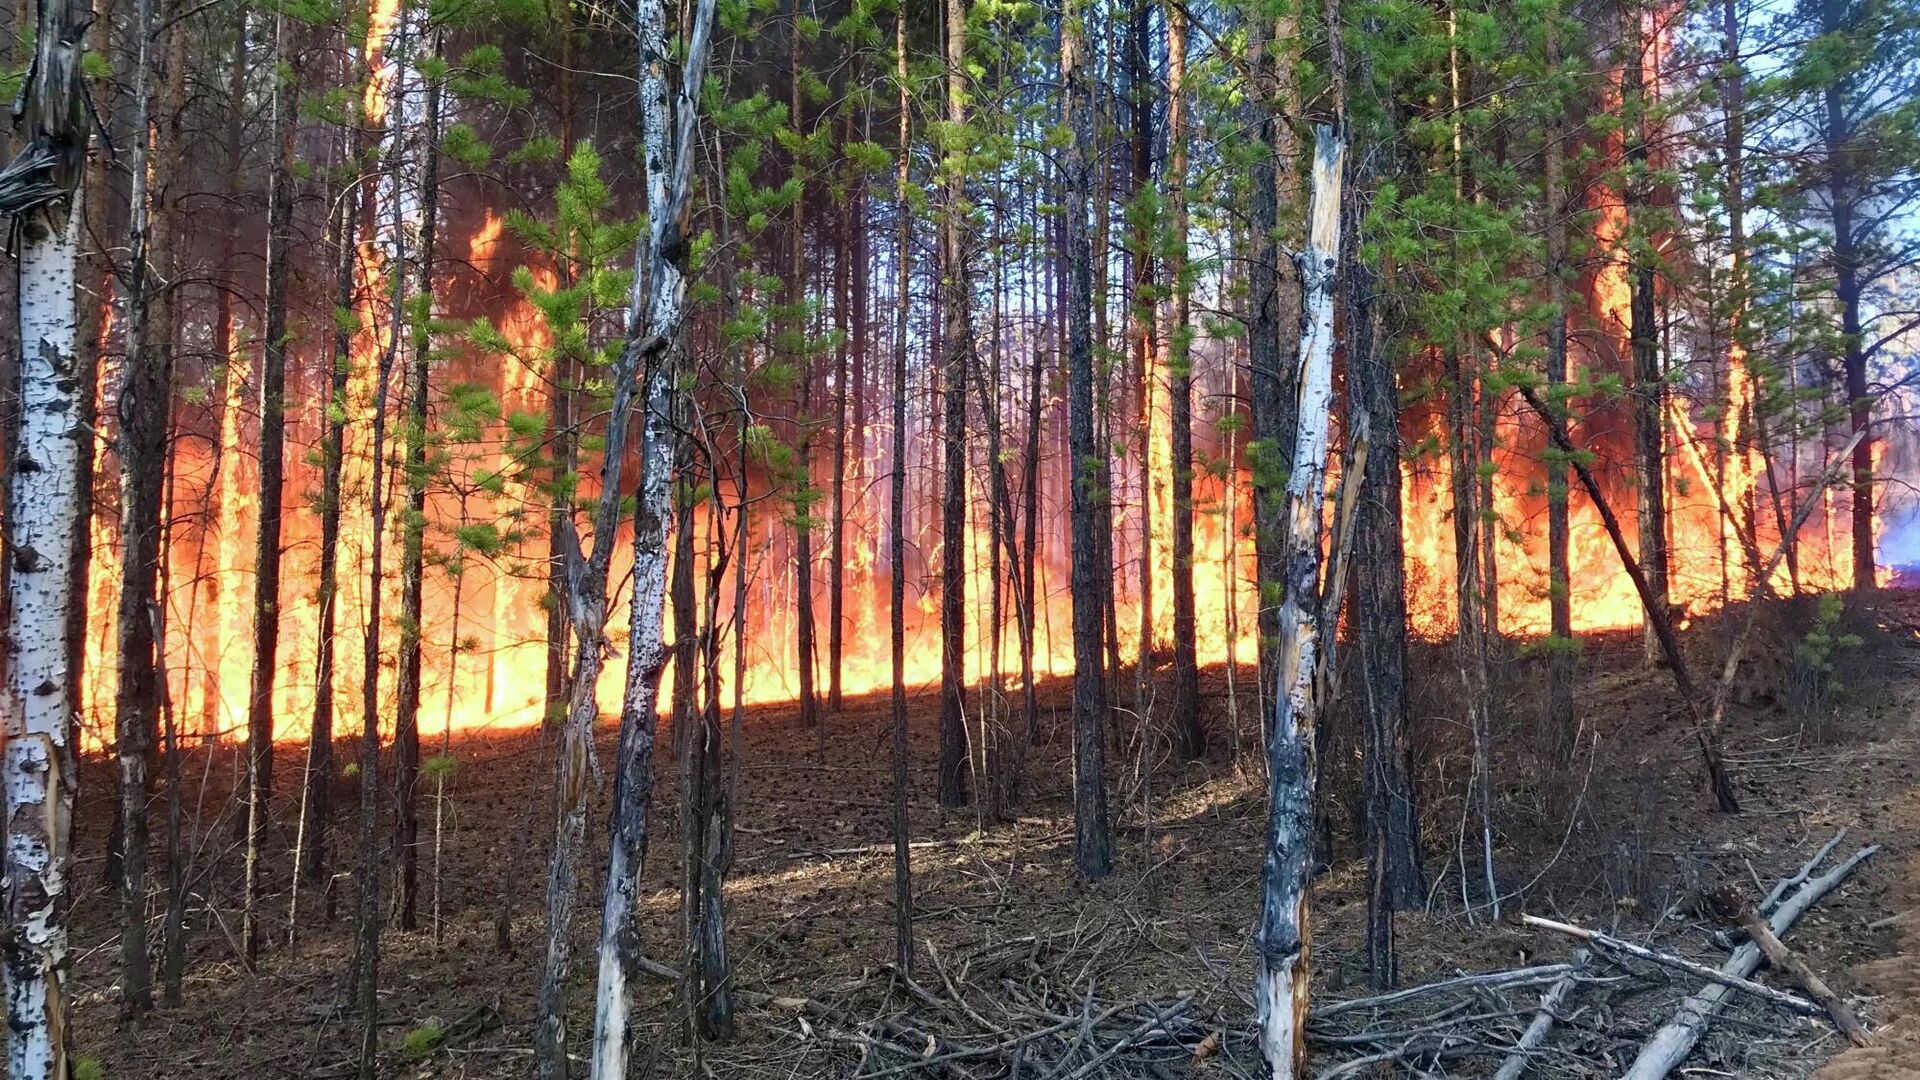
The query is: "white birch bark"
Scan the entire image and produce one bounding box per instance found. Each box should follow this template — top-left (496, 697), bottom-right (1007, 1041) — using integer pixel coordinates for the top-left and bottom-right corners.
top-left (584, 0), bottom-right (717, 1074)
top-left (2, 5), bottom-right (90, 1073)
top-left (1256, 124), bottom-right (1345, 1080)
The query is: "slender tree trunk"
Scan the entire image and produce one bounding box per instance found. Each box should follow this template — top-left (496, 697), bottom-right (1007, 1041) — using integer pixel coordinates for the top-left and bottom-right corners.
top-left (1128, 0), bottom-right (1155, 734)
top-left (1247, 10), bottom-right (1303, 704)
top-left (354, 5), bottom-right (420, 1065)
top-left (1164, 1), bottom-right (1201, 759)
top-left (1543, 7), bottom-right (1577, 792)
top-left (1258, 124), bottom-right (1345, 1080)
top-left (0, 6), bottom-right (91, 1071)
top-left (1821, 0), bottom-right (1872, 589)
top-left (112, 0), bottom-right (169, 1011)
top-left (299, 125), bottom-right (361, 914)
top-left (1345, 148), bottom-right (1423, 992)
top-left (889, 7), bottom-right (917, 971)
top-left (243, 4), bottom-right (303, 959)
top-left (393, 34), bottom-right (444, 935)
top-left (937, 0), bottom-right (972, 810)
top-left (582, 5), bottom-right (715, 1073)
top-left (830, 144), bottom-right (850, 713)
top-left (1622, 5), bottom-right (1670, 659)
top-left (1062, 0), bottom-right (1113, 880)
top-left (790, 1), bottom-right (819, 730)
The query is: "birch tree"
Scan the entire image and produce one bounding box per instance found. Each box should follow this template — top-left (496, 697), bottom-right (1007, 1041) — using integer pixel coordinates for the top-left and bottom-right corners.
top-left (0, 0), bottom-right (91, 1071)
top-left (528, 0), bottom-right (717, 1073)
top-left (1257, 122), bottom-right (1345, 1079)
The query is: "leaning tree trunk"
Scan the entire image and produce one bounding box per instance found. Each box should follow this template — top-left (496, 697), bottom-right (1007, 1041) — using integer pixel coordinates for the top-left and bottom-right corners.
top-left (0, 3), bottom-right (91, 1071)
top-left (581, 3), bottom-right (716, 1075)
top-left (1061, 0), bottom-right (1113, 881)
top-left (297, 128), bottom-right (362, 917)
top-left (1257, 126), bottom-right (1345, 1080)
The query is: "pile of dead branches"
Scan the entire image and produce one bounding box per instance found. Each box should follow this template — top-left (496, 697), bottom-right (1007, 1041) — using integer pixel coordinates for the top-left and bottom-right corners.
top-left (1305, 829), bottom-right (1878, 1078)
top-left (794, 829), bottom-right (1877, 1079)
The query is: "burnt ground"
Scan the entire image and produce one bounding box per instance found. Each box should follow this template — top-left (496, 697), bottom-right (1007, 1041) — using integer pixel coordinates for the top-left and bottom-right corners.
top-left (61, 589), bottom-right (1920, 1077)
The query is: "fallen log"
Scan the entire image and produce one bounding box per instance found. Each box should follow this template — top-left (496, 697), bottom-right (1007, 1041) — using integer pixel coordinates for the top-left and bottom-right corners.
top-left (1312, 964), bottom-right (1578, 1021)
top-left (1520, 915), bottom-right (1822, 1017)
top-left (1489, 949), bottom-right (1587, 1080)
top-left (1708, 887), bottom-right (1873, 1047)
top-left (1712, 828), bottom-right (1848, 950)
top-left (1621, 843), bottom-right (1880, 1080)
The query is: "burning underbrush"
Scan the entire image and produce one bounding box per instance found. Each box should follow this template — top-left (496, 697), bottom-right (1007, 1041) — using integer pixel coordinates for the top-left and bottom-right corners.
top-left (62, 591), bottom-right (1920, 1078)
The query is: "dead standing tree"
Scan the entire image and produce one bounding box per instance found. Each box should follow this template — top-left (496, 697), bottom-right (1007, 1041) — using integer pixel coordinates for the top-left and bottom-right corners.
top-left (1257, 121), bottom-right (1346, 1077)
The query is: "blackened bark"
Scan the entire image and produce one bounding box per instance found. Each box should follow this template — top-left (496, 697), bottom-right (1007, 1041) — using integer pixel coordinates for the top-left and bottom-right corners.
top-left (1344, 170), bottom-right (1424, 991)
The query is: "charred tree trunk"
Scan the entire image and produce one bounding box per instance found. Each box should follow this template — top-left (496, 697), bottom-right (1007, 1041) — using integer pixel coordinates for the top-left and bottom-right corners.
top-left (583, 4), bottom-right (715, 1073)
top-left (936, 0), bottom-right (971, 810)
top-left (1258, 126), bottom-right (1346, 1079)
top-left (1344, 152), bottom-right (1423, 992)
top-left (1062, 0), bottom-right (1113, 880)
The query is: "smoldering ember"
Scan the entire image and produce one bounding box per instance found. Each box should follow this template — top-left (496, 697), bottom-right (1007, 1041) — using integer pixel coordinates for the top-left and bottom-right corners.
top-left (1, 0), bottom-right (1918, 1075)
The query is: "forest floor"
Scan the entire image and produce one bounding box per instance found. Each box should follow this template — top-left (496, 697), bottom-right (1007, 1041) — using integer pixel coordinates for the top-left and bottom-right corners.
top-left (60, 589), bottom-right (1920, 1078)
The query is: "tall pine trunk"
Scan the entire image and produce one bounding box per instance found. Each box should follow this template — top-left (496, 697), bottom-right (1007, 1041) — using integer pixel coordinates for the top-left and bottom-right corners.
top-left (1542, 6), bottom-right (1577, 794)
top-left (888, 6), bottom-right (917, 970)
top-left (1061, 0), bottom-right (1112, 880)
top-left (937, 0), bottom-right (971, 810)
